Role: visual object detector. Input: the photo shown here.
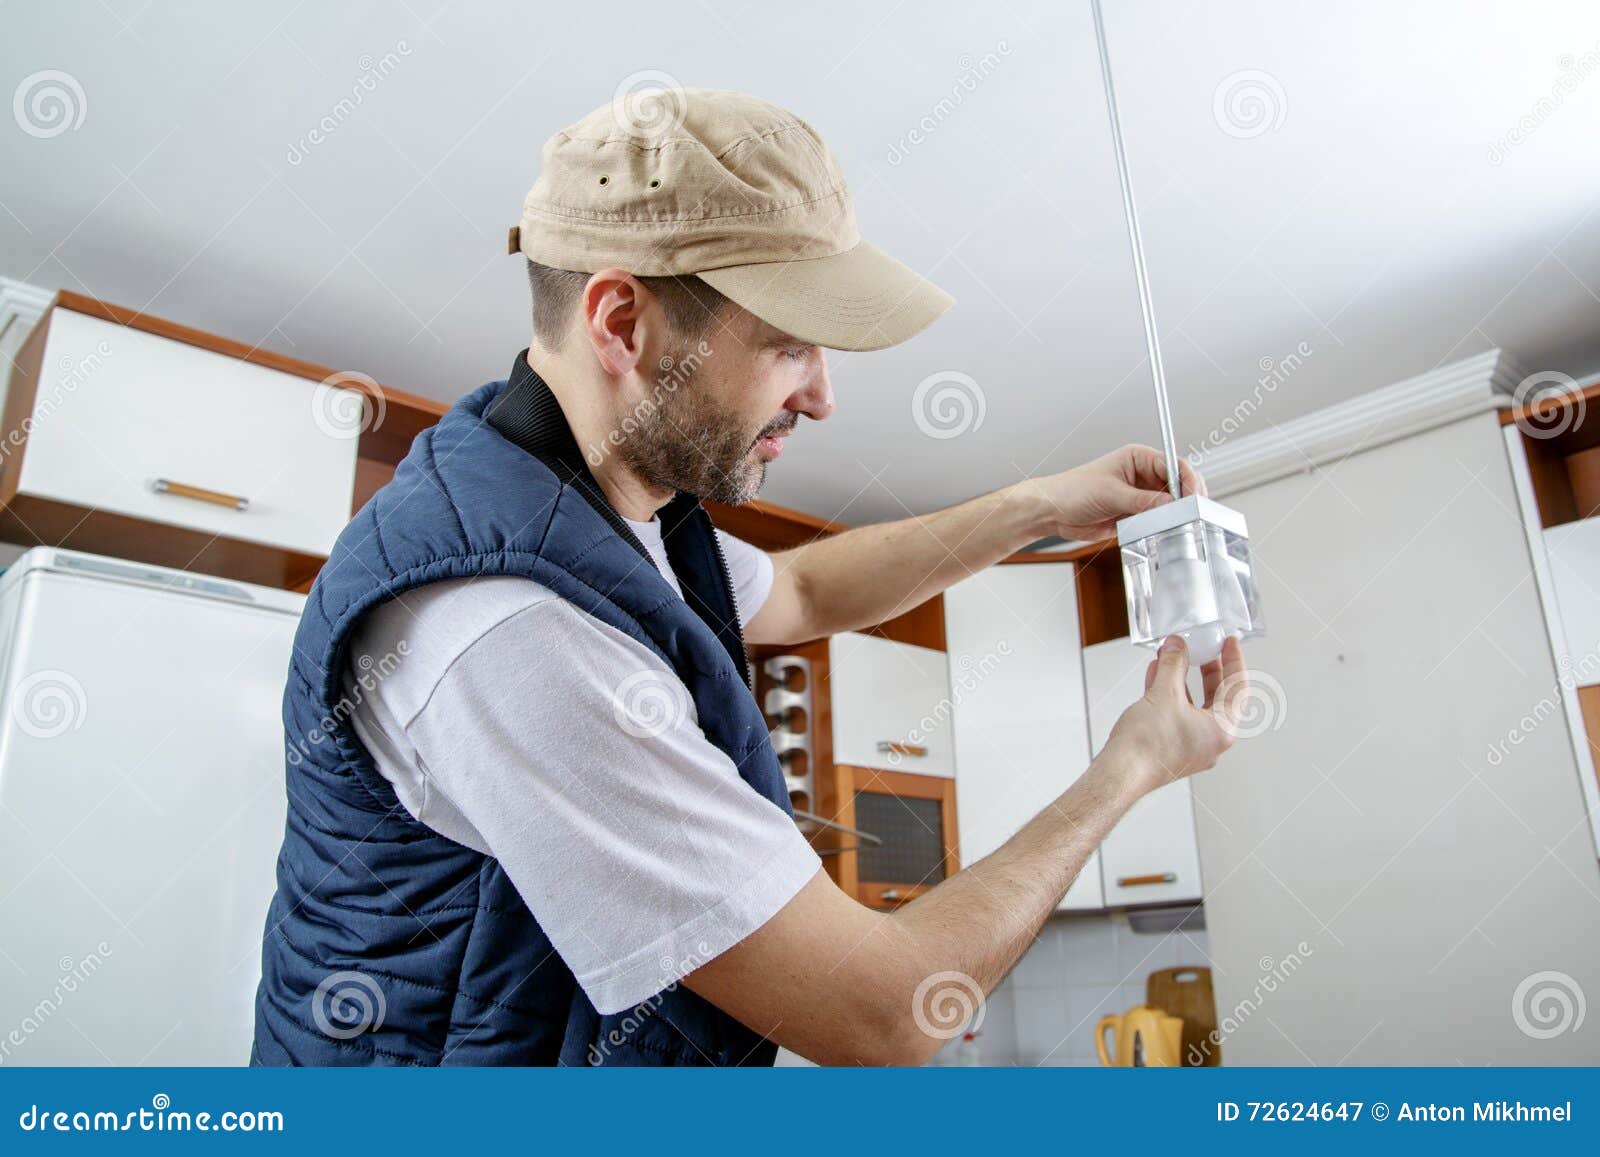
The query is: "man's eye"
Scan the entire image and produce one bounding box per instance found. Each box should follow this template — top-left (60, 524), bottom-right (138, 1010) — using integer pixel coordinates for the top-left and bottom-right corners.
top-left (781, 346), bottom-right (809, 361)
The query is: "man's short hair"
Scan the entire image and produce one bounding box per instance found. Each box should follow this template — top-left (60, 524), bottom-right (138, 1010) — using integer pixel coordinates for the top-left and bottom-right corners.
top-left (526, 260), bottom-right (730, 350)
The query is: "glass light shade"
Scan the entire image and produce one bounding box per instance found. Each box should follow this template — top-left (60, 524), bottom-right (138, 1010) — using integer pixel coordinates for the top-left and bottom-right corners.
top-left (1117, 494), bottom-right (1263, 664)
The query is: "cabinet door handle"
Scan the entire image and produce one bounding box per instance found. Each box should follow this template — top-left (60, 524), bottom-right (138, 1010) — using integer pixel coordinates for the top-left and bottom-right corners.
top-left (876, 741), bottom-right (927, 758)
top-left (880, 888), bottom-right (903, 901)
top-left (1116, 872), bottom-right (1178, 887)
top-left (152, 478), bottom-right (249, 512)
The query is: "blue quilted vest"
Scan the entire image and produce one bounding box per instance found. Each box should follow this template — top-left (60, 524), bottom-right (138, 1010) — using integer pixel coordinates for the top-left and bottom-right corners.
top-left (251, 353), bottom-right (790, 1066)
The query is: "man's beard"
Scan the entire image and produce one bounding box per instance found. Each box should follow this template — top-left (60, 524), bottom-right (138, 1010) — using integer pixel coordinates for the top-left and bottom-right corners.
top-left (616, 361), bottom-right (793, 506)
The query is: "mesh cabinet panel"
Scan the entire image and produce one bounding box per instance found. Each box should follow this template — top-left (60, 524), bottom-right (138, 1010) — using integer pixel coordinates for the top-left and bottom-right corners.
top-left (854, 793), bottom-right (946, 884)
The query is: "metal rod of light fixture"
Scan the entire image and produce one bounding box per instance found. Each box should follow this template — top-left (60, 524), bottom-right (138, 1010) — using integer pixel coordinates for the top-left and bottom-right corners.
top-left (1090, 0), bottom-right (1182, 500)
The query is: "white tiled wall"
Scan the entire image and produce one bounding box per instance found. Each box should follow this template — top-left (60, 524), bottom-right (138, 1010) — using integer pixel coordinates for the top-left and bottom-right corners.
top-left (929, 908), bottom-right (1212, 1067)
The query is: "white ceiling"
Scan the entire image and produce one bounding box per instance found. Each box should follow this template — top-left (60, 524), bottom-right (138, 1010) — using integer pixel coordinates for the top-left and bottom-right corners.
top-left (5, 0), bottom-right (1600, 525)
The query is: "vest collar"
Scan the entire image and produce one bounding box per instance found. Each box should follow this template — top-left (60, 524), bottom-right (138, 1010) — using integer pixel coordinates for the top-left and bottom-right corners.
top-left (486, 350), bottom-right (662, 563)
top-left (484, 351), bottom-right (751, 684)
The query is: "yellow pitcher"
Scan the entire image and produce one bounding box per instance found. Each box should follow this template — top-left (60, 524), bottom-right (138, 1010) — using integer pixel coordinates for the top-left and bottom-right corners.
top-left (1095, 1005), bottom-right (1184, 1067)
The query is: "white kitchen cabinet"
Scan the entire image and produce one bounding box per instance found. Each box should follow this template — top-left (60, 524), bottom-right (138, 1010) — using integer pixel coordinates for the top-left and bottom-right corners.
top-left (14, 305), bottom-right (358, 557)
top-left (1082, 639), bottom-right (1204, 907)
top-left (1193, 415), bottom-right (1600, 1063)
top-left (943, 562), bottom-right (1102, 910)
top-left (1505, 436), bottom-right (1600, 857)
top-left (1542, 517), bottom-right (1600, 677)
top-left (827, 631), bottom-right (955, 777)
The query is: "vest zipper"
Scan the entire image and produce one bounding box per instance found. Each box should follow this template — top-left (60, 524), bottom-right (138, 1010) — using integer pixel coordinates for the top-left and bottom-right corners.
top-left (707, 521), bottom-right (753, 688)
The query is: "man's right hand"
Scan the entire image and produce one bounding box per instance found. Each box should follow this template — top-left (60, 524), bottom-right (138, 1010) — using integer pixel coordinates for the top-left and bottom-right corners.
top-left (1103, 634), bottom-right (1249, 797)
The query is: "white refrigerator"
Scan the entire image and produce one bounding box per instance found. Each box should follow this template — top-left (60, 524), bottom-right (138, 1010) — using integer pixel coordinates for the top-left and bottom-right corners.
top-left (0, 547), bottom-right (300, 1065)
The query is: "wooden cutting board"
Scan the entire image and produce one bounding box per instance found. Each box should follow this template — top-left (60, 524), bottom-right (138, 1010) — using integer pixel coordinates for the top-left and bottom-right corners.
top-left (1147, 966), bottom-right (1219, 1066)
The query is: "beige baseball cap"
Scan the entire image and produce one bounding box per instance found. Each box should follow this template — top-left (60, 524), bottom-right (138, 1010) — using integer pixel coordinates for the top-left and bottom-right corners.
top-left (509, 88), bottom-right (953, 352)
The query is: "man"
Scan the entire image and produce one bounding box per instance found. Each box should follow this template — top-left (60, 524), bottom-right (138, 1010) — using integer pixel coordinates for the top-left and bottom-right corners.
top-left (252, 89), bottom-right (1247, 1067)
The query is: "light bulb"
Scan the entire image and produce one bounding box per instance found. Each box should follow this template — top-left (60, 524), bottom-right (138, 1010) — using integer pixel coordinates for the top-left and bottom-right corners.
top-left (1116, 494), bottom-right (1264, 663)
top-left (1150, 531), bottom-right (1212, 622)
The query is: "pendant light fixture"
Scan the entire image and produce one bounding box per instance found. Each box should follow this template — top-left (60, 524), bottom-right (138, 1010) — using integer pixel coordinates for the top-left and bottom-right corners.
top-left (1090, 0), bottom-right (1264, 663)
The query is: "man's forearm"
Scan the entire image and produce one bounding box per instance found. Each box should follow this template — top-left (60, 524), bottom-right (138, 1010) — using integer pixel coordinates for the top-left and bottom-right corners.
top-left (892, 748), bottom-right (1145, 993)
top-left (772, 482), bottom-right (1052, 641)
top-left (685, 637), bottom-right (1231, 1067)
top-left (694, 746), bottom-right (1150, 1067)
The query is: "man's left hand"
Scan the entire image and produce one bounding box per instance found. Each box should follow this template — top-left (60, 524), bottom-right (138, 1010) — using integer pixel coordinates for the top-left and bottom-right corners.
top-left (1016, 444), bottom-right (1207, 543)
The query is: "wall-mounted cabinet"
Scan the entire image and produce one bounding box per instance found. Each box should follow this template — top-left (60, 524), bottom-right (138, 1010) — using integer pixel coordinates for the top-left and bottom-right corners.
top-left (1, 292), bottom-right (446, 591)
top-left (1502, 395), bottom-right (1600, 856)
top-left (1082, 639), bottom-right (1204, 907)
top-left (827, 631), bottom-right (955, 777)
top-left (944, 561), bottom-right (1103, 910)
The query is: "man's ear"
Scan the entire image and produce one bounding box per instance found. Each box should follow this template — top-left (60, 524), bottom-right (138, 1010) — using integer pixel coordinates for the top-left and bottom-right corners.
top-left (581, 269), bottom-right (650, 377)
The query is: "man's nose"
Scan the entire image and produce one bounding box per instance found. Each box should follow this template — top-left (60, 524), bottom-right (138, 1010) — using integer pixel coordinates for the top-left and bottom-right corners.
top-left (789, 355), bottom-right (834, 421)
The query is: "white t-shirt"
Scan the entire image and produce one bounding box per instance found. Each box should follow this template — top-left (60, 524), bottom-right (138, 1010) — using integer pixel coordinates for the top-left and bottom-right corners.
top-left (344, 519), bottom-right (820, 1016)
